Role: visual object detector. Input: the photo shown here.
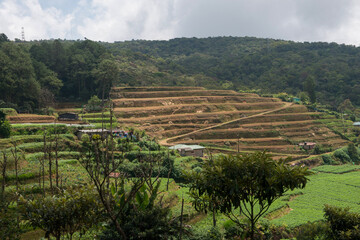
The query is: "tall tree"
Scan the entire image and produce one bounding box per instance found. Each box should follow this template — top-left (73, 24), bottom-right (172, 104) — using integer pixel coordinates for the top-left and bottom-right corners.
top-left (304, 76), bottom-right (316, 104)
top-left (0, 43), bottom-right (40, 111)
top-left (94, 59), bottom-right (119, 100)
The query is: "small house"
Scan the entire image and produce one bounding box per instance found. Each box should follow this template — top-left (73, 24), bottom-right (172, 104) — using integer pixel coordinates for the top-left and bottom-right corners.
top-left (353, 122), bottom-right (360, 127)
top-left (58, 112), bottom-right (79, 121)
top-left (298, 142), bottom-right (316, 150)
top-left (169, 144), bottom-right (206, 157)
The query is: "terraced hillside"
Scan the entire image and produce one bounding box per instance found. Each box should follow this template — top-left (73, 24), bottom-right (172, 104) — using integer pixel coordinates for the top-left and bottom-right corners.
top-left (112, 87), bottom-right (348, 161)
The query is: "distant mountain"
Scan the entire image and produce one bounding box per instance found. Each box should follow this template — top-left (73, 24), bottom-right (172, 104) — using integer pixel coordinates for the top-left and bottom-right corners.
top-left (102, 37), bottom-right (360, 108)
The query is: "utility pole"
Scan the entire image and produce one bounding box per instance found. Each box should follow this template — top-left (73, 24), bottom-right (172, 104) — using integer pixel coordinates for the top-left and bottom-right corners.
top-left (21, 27), bottom-right (25, 42)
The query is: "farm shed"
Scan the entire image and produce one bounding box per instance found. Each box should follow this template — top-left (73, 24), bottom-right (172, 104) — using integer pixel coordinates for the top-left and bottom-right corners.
top-left (76, 129), bottom-right (110, 140)
top-left (353, 122), bottom-right (360, 127)
top-left (58, 112), bottom-right (79, 121)
top-left (298, 142), bottom-right (316, 150)
top-left (169, 144), bottom-right (206, 157)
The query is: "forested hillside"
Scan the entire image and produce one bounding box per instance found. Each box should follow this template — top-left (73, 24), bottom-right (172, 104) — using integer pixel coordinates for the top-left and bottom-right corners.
top-left (104, 37), bottom-right (360, 108)
top-left (0, 33), bottom-right (117, 112)
top-left (2, 34), bottom-right (360, 112)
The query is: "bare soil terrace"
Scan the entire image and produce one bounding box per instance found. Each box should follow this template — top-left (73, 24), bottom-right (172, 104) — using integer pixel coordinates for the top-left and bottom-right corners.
top-left (111, 87), bottom-right (348, 161)
top-left (8, 114), bottom-right (56, 124)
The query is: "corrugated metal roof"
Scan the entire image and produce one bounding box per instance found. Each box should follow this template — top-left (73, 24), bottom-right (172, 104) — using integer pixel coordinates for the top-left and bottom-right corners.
top-left (169, 144), bottom-right (205, 150)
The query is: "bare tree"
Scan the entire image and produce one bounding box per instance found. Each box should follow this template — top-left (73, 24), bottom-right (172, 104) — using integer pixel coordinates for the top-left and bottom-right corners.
top-left (10, 141), bottom-right (20, 191)
top-left (79, 137), bottom-right (144, 240)
top-left (41, 129), bottom-right (47, 196)
top-left (0, 151), bottom-right (7, 196)
top-left (54, 125), bottom-right (59, 188)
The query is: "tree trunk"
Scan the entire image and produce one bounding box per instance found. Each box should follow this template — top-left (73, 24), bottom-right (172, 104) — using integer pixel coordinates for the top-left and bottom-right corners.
top-left (179, 198), bottom-right (184, 240)
top-left (55, 126), bottom-right (59, 188)
top-left (1, 152), bottom-right (7, 195)
top-left (43, 130), bottom-right (46, 196)
top-left (250, 202), bottom-right (255, 240)
top-left (12, 142), bottom-right (19, 191)
top-left (48, 143), bottom-right (52, 192)
top-left (212, 209), bottom-right (216, 227)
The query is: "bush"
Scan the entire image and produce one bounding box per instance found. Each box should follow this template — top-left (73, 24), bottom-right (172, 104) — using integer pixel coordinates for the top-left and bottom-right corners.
top-left (324, 205), bottom-right (360, 240)
top-left (322, 154), bottom-right (333, 165)
top-left (295, 221), bottom-right (330, 240)
top-left (0, 108), bottom-right (17, 116)
top-left (99, 205), bottom-right (179, 240)
top-left (223, 220), bottom-right (244, 239)
top-left (347, 143), bottom-right (359, 163)
top-left (84, 95), bottom-right (102, 112)
top-left (334, 149), bottom-right (351, 163)
top-left (0, 110), bottom-right (11, 138)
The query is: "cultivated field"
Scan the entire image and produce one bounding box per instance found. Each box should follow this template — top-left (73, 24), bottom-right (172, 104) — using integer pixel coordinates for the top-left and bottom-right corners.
top-left (112, 87), bottom-right (348, 162)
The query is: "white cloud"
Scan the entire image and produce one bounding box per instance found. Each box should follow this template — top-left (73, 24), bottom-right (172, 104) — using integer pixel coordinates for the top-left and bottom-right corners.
top-left (1, 0), bottom-right (360, 45)
top-left (77, 0), bottom-right (177, 41)
top-left (0, 0), bottom-right (74, 40)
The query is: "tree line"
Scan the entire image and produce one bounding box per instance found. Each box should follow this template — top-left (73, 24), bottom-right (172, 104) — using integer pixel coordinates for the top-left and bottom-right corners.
top-left (0, 33), bottom-right (119, 112)
top-left (104, 37), bottom-right (360, 109)
top-left (3, 34), bottom-right (360, 111)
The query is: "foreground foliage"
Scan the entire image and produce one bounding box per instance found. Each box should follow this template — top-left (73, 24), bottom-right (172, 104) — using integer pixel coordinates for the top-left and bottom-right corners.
top-left (19, 186), bottom-right (103, 240)
top-left (187, 151), bottom-right (312, 239)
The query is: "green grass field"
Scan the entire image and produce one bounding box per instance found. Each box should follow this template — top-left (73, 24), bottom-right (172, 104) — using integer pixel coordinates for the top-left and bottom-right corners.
top-left (267, 165), bottom-right (360, 227)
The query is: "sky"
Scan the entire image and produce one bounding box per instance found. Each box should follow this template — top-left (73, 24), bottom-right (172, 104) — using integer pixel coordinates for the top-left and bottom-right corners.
top-left (1, 0), bottom-right (360, 45)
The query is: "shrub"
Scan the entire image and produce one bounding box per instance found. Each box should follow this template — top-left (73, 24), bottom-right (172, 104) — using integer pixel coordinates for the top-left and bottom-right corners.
top-left (295, 221), bottom-right (330, 240)
top-left (0, 110), bottom-right (11, 138)
top-left (84, 95), bottom-right (102, 112)
top-left (223, 220), bottom-right (244, 239)
top-left (98, 202), bottom-right (179, 239)
top-left (347, 143), bottom-right (359, 163)
top-left (322, 154), bottom-right (333, 165)
top-left (0, 108), bottom-right (17, 116)
top-left (324, 205), bottom-right (360, 240)
top-left (334, 149), bottom-right (351, 163)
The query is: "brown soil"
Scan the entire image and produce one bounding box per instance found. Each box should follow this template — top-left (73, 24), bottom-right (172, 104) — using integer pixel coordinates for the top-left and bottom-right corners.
top-left (111, 86), bottom-right (206, 92)
top-left (8, 114), bottom-right (56, 123)
top-left (114, 102), bottom-right (283, 118)
top-left (111, 89), bottom-right (242, 98)
top-left (110, 86), bottom-right (348, 162)
top-left (113, 95), bottom-right (279, 108)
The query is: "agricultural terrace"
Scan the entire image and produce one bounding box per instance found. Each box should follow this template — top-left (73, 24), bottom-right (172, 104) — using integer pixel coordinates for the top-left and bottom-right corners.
top-left (112, 87), bottom-right (348, 162)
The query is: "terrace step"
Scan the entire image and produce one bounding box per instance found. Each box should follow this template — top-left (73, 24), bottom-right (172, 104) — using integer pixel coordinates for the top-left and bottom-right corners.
top-left (111, 86), bottom-right (206, 92)
top-left (111, 90), bottom-right (242, 99)
top-left (113, 96), bottom-right (279, 107)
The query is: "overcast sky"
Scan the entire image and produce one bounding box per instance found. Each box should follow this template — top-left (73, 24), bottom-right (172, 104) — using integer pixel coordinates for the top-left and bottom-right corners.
top-left (1, 0), bottom-right (360, 45)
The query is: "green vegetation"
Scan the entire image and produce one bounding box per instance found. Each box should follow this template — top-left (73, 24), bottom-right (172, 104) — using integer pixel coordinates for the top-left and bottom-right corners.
top-left (269, 168), bottom-right (360, 228)
top-left (0, 110), bottom-right (11, 138)
top-left (187, 152), bottom-right (311, 239)
top-left (104, 37), bottom-right (360, 109)
top-left (0, 35), bottom-right (120, 112)
top-left (4, 35), bottom-right (360, 113)
top-left (2, 33), bottom-right (360, 238)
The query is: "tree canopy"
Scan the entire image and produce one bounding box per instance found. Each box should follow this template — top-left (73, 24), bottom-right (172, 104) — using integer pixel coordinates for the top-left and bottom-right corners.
top-left (187, 152), bottom-right (312, 239)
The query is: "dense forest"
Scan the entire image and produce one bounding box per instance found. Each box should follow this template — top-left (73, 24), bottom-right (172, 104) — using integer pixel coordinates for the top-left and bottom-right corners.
top-left (0, 33), bottom-right (117, 112)
top-left (2, 33), bottom-right (360, 111)
top-left (104, 37), bottom-right (360, 107)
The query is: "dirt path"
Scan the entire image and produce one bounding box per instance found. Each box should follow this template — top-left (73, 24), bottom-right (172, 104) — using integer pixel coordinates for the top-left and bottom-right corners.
top-left (159, 102), bottom-right (293, 145)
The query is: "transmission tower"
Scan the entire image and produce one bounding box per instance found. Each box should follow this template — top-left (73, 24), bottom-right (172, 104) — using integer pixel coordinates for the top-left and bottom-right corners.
top-left (21, 27), bottom-right (25, 41)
